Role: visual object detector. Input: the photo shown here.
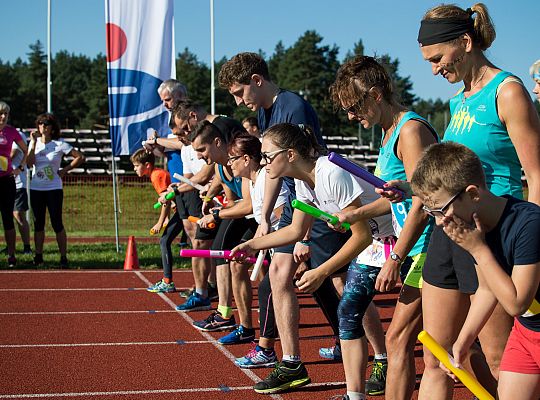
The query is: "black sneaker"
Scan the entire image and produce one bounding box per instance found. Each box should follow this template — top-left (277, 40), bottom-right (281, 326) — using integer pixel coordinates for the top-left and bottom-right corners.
top-left (8, 256), bottom-right (16, 268)
top-left (23, 245), bottom-right (32, 255)
top-left (365, 360), bottom-right (387, 395)
top-left (253, 361), bottom-right (311, 394)
top-left (34, 253), bottom-right (44, 266)
top-left (60, 256), bottom-right (69, 269)
top-left (192, 311), bottom-right (236, 332)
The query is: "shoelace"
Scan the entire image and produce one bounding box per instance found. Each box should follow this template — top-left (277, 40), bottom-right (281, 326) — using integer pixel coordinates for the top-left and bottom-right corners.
top-left (245, 343), bottom-right (259, 358)
top-left (369, 361), bottom-right (387, 380)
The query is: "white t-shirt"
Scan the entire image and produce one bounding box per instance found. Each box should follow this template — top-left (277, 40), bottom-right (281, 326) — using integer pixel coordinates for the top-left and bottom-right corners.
top-left (295, 156), bottom-right (394, 268)
top-left (250, 168), bottom-right (289, 230)
top-left (11, 132), bottom-right (27, 189)
top-left (181, 144), bottom-right (206, 175)
top-left (30, 139), bottom-right (72, 191)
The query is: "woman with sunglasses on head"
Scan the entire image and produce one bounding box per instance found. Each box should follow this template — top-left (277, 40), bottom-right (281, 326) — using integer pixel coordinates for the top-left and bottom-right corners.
top-left (27, 113), bottom-right (84, 268)
top-left (231, 123), bottom-right (394, 398)
top-left (531, 60), bottom-right (540, 102)
top-left (416, 3), bottom-right (540, 399)
top-left (0, 101), bottom-right (28, 268)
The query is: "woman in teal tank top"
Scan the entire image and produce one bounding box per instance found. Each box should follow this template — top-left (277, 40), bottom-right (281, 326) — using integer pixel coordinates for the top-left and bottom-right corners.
top-left (330, 55), bottom-right (438, 400)
top-left (417, 4), bottom-right (540, 400)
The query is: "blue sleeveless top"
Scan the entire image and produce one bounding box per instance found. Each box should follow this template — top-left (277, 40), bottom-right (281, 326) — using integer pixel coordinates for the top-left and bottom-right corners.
top-left (218, 164), bottom-right (243, 199)
top-left (374, 111), bottom-right (437, 255)
top-left (444, 71), bottom-right (523, 198)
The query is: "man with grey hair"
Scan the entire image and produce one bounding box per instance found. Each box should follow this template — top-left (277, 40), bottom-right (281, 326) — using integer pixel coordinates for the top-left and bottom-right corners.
top-left (158, 79), bottom-right (188, 111)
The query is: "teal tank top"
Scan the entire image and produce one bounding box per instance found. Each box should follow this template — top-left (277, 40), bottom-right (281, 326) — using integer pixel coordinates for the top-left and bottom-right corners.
top-left (218, 164), bottom-right (243, 199)
top-left (374, 111), bottom-right (437, 255)
top-left (444, 71), bottom-right (523, 198)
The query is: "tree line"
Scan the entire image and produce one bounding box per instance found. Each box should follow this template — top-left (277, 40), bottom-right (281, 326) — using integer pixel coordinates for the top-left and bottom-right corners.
top-left (3, 31), bottom-right (537, 145)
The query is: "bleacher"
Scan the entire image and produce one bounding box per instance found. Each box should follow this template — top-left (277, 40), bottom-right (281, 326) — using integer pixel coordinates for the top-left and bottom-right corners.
top-left (322, 135), bottom-right (379, 172)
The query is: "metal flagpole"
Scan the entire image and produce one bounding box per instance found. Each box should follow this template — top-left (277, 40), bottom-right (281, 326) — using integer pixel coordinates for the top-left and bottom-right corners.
top-left (47, 0), bottom-right (52, 112)
top-left (111, 153), bottom-right (120, 253)
top-left (210, 0), bottom-right (215, 114)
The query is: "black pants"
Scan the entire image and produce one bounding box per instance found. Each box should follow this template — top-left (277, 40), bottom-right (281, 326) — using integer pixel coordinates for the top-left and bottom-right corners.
top-left (30, 189), bottom-right (64, 233)
top-left (159, 211), bottom-right (184, 280)
top-left (0, 175), bottom-right (16, 231)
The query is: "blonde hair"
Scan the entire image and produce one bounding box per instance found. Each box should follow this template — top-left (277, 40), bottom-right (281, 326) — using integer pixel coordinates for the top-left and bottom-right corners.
top-left (423, 3), bottom-right (496, 51)
top-left (0, 101), bottom-right (10, 113)
top-left (530, 60), bottom-right (540, 78)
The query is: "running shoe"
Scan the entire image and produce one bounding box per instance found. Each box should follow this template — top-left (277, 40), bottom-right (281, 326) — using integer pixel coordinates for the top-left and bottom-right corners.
top-left (147, 279), bottom-right (176, 293)
top-left (253, 361), bottom-right (311, 394)
top-left (218, 325), bottom-right (255, 345)
top-left (329, 396), bottom-right (350, 400)
top-left (318, 344), bottom-right (342, 361)
top-left (60, 256), bottom-right (69, 269)
top-left (23, 245), bottom-right (32, 255)
top-left (365, 359), bottom-right (388, 395)
top-left (7, 256), bottom-right (16, 268)
top-left (192, 311), bottom-right (235, 331)
top-left (235, 343), bottom-right (277, 368)
top-left (33, 253), bottom-right (44, 266)
top-left (175, 292), bottom-right (211, 312)
top-left (179, 287), bottom-right (194, 298)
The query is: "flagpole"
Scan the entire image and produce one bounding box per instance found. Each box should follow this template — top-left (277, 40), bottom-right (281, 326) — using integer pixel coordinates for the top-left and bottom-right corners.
top-left (210, 0), bottom-right (215, 114)
top-left (47, 0), bottom-right (52, 112)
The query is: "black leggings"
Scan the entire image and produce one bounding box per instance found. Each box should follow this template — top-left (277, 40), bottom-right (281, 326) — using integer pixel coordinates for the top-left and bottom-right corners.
top-left (0, 175), bottom-right (16, 231)
top-left (30, 189), bottom-right (64, 233)
top-left (159, 211), bottom-right (184, 280)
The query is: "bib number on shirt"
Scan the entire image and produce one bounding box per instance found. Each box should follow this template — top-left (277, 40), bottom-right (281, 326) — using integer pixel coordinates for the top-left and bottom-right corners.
top-left (0, 156), bottom-right (7, 172)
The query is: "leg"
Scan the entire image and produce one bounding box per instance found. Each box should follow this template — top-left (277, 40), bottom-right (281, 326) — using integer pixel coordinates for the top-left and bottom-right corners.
top-left (30, 190), bottom-right (46, 258)
top-left (230, 261), bottom-right (253, 328)
top-left (363, 301), bottom-right (387, 357)
top-left (1, 177), bottom-right (17, 259)
top-left (13, 211), bottom-right (30, 248)
top-left (47, 190), bottom-right (66, 258)
top-left (498, 372), bottom-right (540, 400)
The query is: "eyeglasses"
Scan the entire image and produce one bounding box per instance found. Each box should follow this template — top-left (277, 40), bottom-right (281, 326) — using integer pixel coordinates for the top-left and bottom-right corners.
top-left (341, 89), bottom-right (372, 117)
top-left (226, 155), bottom-right (243, 165)
top-left (38, 121), bottom-right (52, 127)
top-left (261, 149), bottom-right (287, 164)
top-left (422, 189), bottom-right (465, 218)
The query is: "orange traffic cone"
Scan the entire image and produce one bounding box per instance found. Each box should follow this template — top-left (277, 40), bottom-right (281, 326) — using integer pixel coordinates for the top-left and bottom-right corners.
top-left (124, 235), bottom-right (140, 270)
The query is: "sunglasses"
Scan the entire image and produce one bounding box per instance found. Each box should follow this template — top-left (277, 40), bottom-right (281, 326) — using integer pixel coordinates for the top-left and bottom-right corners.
top-left (261, 148), bottom-right (287, 164)
top-left (226, 155), bottom-right (243, 165)
top-left (422, 189), bottom-right (465, 218)
top-left (38, 120), bottom-right (52, 127)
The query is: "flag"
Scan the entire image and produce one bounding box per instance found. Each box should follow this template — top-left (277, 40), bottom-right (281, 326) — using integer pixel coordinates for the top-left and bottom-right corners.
top-left (105, 0), bottom-right (175, 155)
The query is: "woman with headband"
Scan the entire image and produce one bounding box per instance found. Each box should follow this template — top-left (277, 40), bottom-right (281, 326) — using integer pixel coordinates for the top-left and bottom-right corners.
top-left (417, 3), bottom-right (540, 399)
top-left (530, 60), bottom-right (540, 101)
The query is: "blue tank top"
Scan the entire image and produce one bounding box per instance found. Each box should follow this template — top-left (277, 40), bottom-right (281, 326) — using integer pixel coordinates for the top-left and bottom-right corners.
top-left (166, 150), bottom-right (183, 183)
top-left (374, 111), bottom-right (437, 255)
top-left (444, 71), bottom-right (523, 198)
top-left (218, 164), bottom-right (243, 199)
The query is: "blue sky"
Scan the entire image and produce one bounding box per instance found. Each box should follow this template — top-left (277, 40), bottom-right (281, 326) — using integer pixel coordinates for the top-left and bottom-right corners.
top-left (4, 0), bottom-right (539, 102)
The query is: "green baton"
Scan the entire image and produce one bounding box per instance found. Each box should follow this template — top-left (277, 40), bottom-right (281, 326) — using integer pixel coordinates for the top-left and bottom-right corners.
top-left (291, 199), bottom-right (351, 230)
top-left (153, 191), bottom-right (175, 209)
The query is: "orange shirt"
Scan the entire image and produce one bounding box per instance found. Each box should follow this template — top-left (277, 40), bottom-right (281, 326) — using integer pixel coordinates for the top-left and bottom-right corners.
top-left (150, 168), bottom-right (171, 194)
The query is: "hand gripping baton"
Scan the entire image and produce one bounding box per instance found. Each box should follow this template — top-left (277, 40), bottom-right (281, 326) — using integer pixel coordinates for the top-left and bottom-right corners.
top-left (173, 173), bottom-right (223, 206)
top-left (180, 249), bottom-right (269, 267)
top-left (188, 216), bottom-right (216, 229)
top-left (250, 250), bottom-right (267, 281)
top-left (153, 191), bottom-right (175, 209)
top-left (417, 331), bottom-right (495, 400)
top-left (291, 199), bottom-right (350, 230)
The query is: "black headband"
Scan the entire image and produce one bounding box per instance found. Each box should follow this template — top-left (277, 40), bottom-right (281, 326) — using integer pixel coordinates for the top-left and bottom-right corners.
top-left (418, 13), bottom-right (474, 46)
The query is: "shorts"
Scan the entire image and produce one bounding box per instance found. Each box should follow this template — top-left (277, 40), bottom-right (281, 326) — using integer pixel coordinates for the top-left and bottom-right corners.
top-left (211, 217), bottom-right (258, 265)
top-left (500, 319), bottom-right (540, 374)
top-left (176, 191), bottom-right (203, 220)
top-left (422, 225), bottom-right (478, 294)
top-left (402, 252), bottom-right (427, 289)
top-left (310, 219), bottom-right (351, 275)
top-left (14, 188), bottom-right (29, 212)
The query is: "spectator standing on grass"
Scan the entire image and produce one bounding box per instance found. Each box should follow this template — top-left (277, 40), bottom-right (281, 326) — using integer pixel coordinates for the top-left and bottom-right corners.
top-left (0, 101), bottom-right (28, 268)
top-left (27, 113), bottom-right (84, 268)
top-left (11, 130), bottom-right (32, 255)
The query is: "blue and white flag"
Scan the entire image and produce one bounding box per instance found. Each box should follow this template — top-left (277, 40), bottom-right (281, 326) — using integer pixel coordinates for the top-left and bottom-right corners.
top-left (105, 0), bottom-right (175, 155)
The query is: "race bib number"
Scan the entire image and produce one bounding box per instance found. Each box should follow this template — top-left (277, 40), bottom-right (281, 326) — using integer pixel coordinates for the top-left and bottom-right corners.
top-left (36, 165), bottom-right (55, 180)
top-left (0, 156), bottom-right (7, 172)
top-left (356, 236), bottom-right (396, 268)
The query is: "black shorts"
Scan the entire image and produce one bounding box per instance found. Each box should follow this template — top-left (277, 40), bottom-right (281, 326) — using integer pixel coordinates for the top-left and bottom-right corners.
top-left (211, 217), bottom-right (258, 265)
top-left (310, 219), bottom-right (351, 275)
top-left (14, 188), bottom-right (28, 212)
top-left (175, 190), bottom-right (202, 219)
top-left (422, 225), bottom-right (478, 294)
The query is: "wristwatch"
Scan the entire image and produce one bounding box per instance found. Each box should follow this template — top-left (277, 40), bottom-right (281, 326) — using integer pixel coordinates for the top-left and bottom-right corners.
top-left (212, 208), bottom-right (221, 222)
top-left (389, 251), bottom-right (403, 265)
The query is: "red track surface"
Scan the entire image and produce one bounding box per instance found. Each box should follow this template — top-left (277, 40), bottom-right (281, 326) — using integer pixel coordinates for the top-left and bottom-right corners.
top-left (0, 270), bottom-right (472, 399)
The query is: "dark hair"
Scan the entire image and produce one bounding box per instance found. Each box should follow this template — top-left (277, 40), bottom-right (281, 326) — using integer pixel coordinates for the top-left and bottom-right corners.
top-left (171, 99), bottom-right (205, 121)
top-left (263, 123), bottom-right (325, 160)
top-left (35, 113), bottom-right (61, 139)
top-left (130, 148), bottom-right (155, 165)
top-left (242, 116), bottom-right (259, 129)
top-left (189, 120), bottom-right (225, 144)
top-left (218, 52), bottom-right (271, 89)
top-left (422, 3), bottom-right (496, 51)
top-left (228, 132), bottom-right (262, 164)
top-left (330, 55), bottom-right (394, 111)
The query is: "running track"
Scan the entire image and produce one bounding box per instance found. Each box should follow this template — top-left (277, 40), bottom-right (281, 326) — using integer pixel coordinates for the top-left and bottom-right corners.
top-left (0, 270), bottom-right (471, 399)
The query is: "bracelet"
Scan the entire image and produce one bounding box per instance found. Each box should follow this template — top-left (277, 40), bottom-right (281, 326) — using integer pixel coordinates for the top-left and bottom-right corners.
top-left (203, 196), bottom-right (213, 203)
top-left (299, 239), bottom-right (312, 246)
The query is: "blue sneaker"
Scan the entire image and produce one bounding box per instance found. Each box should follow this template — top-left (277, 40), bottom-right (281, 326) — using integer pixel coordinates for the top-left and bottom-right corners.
top-left (147, 279), bottom-right (176, 293)
top-left (218, 325), bottom-right (255, 345)
top-left (175, 292), bottom-right (211, 312)
top-left (193, 311), bottom-right (236, 331)
top-left (318, 343), bottom-right (342, 361)
top-left (235, 343), bottom-right (277, 368)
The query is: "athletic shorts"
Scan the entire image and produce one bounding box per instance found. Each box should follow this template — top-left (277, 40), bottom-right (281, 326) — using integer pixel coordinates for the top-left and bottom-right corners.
top-left (14, 188), bottom-right (29, 212)
top-left (402, 252), bottom-right (427, 289)
top-left (500, 319), bottom-right (540, 374)
top-left (211, 217), bottom-right (258, 265)
top-left (422, 225), bottom-right (478, 294)
top-left (175, 191), bottom-right (214, 240)
top-left (310, 219), bottom-right (351, 275)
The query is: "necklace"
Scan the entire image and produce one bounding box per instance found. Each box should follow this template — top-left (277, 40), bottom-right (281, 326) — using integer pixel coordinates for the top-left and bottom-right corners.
top-left (462, 66), bottom-right (488, 103)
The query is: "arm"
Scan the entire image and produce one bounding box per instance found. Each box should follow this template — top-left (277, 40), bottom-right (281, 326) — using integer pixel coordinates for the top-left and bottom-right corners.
top-left (26, 131), bottom-right (40, 168)
top-left (498, 81), bottom-right (540, 205)
top-left (335, 197), bottom-right (391, 225)
top-left (13, 136), bottom-right (28, 168)
top-left (174, 163), bottom-right (215, 194)
top-left (259, 175), bottom-right (283, 236)
top-left (215, 178), bottom-right (253, 219)
top-left (59, 148), bottom-right (85, 177)
top-left (147, 136), bottom-right (184, 151)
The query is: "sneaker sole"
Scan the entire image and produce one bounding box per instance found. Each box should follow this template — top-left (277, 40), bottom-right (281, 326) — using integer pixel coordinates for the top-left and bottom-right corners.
top-left (192, 323), bottom-right (235, 332)
top-left (254, 377), bottom-right (311, 394)
top-left (366, 389), bottom-right (385, 396)
top-left (218, 336), bottom-right (256, 345)
top-left (147, 288), bottom-right (176, 293)
top-left (235, 361), bottom-right (276, 369)
top-left (176, 305), bottom-right (212, 312)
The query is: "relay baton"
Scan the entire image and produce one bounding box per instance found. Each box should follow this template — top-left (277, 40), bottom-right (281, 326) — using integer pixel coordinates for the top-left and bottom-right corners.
top-left (327, 152), bottom-right (404, 197)
top-left (173, 173), bottom-right (223, 206)
top-left (153, 191), bottom-right (175, 209)
top-left (417, 331), bottom-right (494, 400)
top-left (291, 199), bottom-right (350, 231)
top-left (250, 250), bottom-right (267, 281)
top-left (188, 215), bottom-right (216, 229)
top-left (180, 249), bottom-right (268, 266)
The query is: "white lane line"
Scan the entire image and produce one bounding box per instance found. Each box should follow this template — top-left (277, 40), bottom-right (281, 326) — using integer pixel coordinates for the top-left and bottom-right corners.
top-left (0, 340), bottom-right (210, 348)
top-left (0, 382), bottom-right (346, 398)
top-left (133, 271), bottom-right (284, 400)
top-left (0, 310), bottom-right (176, 316)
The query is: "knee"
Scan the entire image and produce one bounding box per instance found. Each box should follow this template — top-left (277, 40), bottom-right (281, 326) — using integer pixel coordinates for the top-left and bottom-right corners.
top-left (192, 239), bottom-right (210, 249)
top-left (423, 347), bottom-right (442, 371)
top-left (338, 300), bottom-right (365, 340)
top-left (52, 222), bottom-right (64, 234)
